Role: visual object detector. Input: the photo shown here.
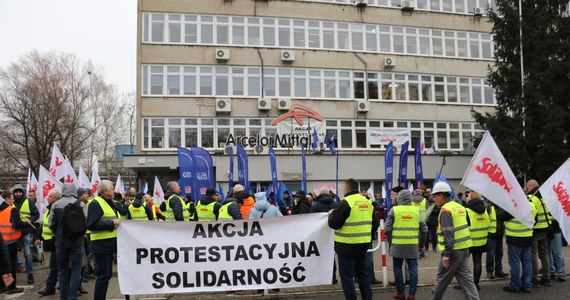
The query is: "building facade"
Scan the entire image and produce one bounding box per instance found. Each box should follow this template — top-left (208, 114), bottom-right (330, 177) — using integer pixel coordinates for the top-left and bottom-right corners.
top-left (125, 0), bottom-right (497, 194)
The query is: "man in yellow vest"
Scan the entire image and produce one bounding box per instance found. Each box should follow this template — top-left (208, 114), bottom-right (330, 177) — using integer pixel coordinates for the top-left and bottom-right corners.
top-left (412, 189), bottom-right (428, 259)
top-left (328, 178), bottom-right (378, 300)
top-left (386, 190), bottom-right (428, 300)
top-left (217, 189), bottom-right (242, 221)
top-left (11, 184), bottom-right (39, 284)
top-left (430, 181), bottom-right (479, 300)
top-left (498, 190), bottom-right (537, 293)
top-left (485, 200), bottom-right (509, 279)
top-left (127, 193), bottom-right (153, 220)
top-left (163, 181), bottom-right (186, 221)
top-left (86, 180), bottom-right (121, 300)
top-left (526, 179), bottom-right (552, 287)
top-left (464, 191), bottom-right (490, 291)
top-left (197, 188), bottom-right (221, 222)
top-left (37, 189), bottom-right (61, 296)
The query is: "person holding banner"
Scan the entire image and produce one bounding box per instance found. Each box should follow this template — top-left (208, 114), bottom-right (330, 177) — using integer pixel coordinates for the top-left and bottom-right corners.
top-left (86, 180), bottom-right (121, 300)
top-left (196, 188), bottom-right (222, 222)
top-left (127, 193), bottom-right (153, 221)
top-left (37, 190), bottom-right (61, 296)
top-left (526, 180), bottom-right (553, 287)
top-left (217, 188), bottom-right (242, 221)
top-left (328, 179), bottom-right (378, 300)
top-left (430, 181), bottom-right (479, 300)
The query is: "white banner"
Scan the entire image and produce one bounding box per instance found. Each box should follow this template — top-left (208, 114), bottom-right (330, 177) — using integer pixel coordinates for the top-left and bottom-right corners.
top-left (460, 131), bottom-right (534, 228)
top-left (117, 213), bottom-right (334, 295)
top-left (539, 157), bottom-right (570, 241)
top-left (368, 129), bottom-right (410, 145)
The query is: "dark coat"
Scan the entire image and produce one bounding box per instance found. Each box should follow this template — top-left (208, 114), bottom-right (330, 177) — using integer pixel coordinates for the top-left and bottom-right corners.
top-left (311, 193), bottom-right (339, 213)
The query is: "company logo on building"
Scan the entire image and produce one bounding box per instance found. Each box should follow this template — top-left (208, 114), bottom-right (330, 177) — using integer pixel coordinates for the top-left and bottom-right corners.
top-left (226, 103), bottom-right (325, 148)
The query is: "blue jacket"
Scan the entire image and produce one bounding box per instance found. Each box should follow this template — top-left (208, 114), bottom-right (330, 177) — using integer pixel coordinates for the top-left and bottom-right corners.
top-left (249, 199), bottom-right (282, 219)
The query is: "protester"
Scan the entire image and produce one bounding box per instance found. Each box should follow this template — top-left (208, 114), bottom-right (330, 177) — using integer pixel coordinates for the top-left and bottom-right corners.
top-left (425, 193), bottom-right (440, 252)
top-left (183, 194), bottom-right (197, 221)
top-left (127, 192), bottom-right (153, 221)
top-left (0, 234), bottom-right (14, 291)
top-left (0, 189), bottom-right (27, 294)
top-left (196, 187), bottom-right (221, 221)
top-left (11, 184), bottom-right (39, 284)
top-left (311, 187), bottom-right (340, 284)
top-left (292, 191), bottom-right (311, 215)
top-left (526, 179), bottom-right (552, 287)
top-left (250, 192), bottom-right (282, 219)
top-left (87, 180), bottom-right (121, 300)
top-left (37, 189), bottom-right (61, 296)
top-left (162, 181), bottom-right (185, 221)
top-left (498, 192), bottom-right (537, 293)
top-left (485, 200), bottom-right (508, 279)
top-left (234, 184), bottom-right (254, 220)
top-left (464, 191), bottom-right (490, 291)
top-left (280, 191), bottom-right (293, 215)
top-left (112, 193), bottom-right (128, 220)
top-left (372, 193), bottom-right (386, 221)
top-left (328, 179), bottom-right (378, 300)
top-left (385, 190), bottom-right (427, 300)
top-left (412, 189), bottom-right (428, 259)
top-left (49, 183), bottom-right (86, 299)
top-left (430, 182), bottom-right (479, 300)
top-left (548, 218), bottom-right (566, 281)
top-left (217, 188), bottom-right (242, 221)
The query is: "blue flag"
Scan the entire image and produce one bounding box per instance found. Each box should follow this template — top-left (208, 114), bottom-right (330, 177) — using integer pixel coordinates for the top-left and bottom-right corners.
top-left (229, 146), bottom-right (234, 188)
top-left (301, 144), bottom-right (307, 193)
top-left (398, 141), bottom-right (409, 188)
top-left (325, 133), bottom-right (336, 155)
top-left (269, 147), bottom-right (279, 205)
top-left (385, 141), bottom-right (394, 212)
top-left (218, 183), bottom-right (225, 201)
top-left (236, 144), bottom-right (250, 192)
top-left (414, 139), bottom-right (424, 189)
top-left (312, 128), bottom-right (318, 151)
top-left (278, 181), bottom-right (290, 207)
top-left (190, 147), bottom-right (215, 201)
top-left (177, 147), bottom-right (195, 197)
top-left (434, 172), bottom-right (456, 200)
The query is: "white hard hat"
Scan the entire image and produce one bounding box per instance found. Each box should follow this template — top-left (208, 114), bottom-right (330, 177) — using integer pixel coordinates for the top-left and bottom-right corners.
top-left (432, 182), bottom-right (452, 194)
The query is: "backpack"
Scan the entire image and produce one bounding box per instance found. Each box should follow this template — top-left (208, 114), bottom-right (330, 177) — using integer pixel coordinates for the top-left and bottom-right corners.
top-left (62, 200), bottom-right (87, 238)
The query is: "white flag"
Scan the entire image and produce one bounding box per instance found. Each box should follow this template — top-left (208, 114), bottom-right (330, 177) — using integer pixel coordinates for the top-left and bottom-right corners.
top-left (49, 144), bottom-right (66, 180)
top-left (460, 131), bottom-right (534, 228)
top-left (366, 186), bottom-right (374, 199)
top-left (62, 156), bottom-right (78, 187)
top-left (142, 182), bottom-right (148, 194)
top-left (78, 166), bottom-right (91, 189)
top-left (153, 176), bottom-right (165, 205)
top-left (382, 184), bottom-right (387, 200)
top-left (0, 196), bottom-right (4, 205)
top-left (26, 169), bottom-right (32, 193)
top-left (408, 184), bottom-right (414, 193)
top-left (539, 157), bottom-right (570, 242)
top-left (91, 169), bottom-right (101, 196)
top-left (115, 174), bottom-right (125, 194)
top-left (29, 172), bottom-right (39, 193)
top-left (38, 165), bottom-right (63, 216)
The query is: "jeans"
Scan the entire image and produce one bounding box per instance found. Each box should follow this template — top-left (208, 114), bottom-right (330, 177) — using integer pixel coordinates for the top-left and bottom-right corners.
top-left (393, 257), bottom-right (418, 296)
top-left (338, 253), bottom-right (372, 300)
top-left (507, 244), bottom-right (532, 291)
top-left (549, 233), bottom-right (566, 278)
top-left (57, 245), bottom-right (84, 300)
top-left (93, 253), bottom-right (114, 300)
top-left (45, 247), bottom-right (58, 291)
top-left (19, 233), bottom-right (33, 277)
top-left (0, 242), bottom-right (18, 290)
top-left (486, 234), bottom-right (504, 274)
top-left (426, 225), bottom-right (438, 250)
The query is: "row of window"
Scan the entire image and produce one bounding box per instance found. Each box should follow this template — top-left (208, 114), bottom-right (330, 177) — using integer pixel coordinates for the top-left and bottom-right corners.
top-left (142, 13), bottom-right (493, 60)
top-left (142, 117), bottom-right (484, 153)
top-left (297, 0), bottom-right (495, 15)
top-left (142, 65), bottom-right (495, 104)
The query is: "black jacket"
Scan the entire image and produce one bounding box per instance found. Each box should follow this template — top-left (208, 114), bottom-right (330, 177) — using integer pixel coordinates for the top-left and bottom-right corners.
top-left (13, 193), bottom-right (39, 235)
top-left (292, 198), bottom-right (311, 215)
top-left (86, 196), bottom-right (118, 254)
top-left (328, 191), bottom-right (379, 256)
top-left (311, 193), bottom-right (339, 213)
top-left (220, 197), bottom-right (242, 220)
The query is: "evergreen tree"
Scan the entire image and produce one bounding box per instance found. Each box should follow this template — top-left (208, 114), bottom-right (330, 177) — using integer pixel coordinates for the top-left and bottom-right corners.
top-left (474, 0), bottom-right (570, 182)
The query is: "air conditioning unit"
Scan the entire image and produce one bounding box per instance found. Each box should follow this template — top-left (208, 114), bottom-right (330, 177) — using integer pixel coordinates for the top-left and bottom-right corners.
top-left (216, 98), bottom-right (231, 112)
top-left (223, 145), bottom-right (235, 155)
top-left (354, 0), bottom-right (367, 7)
top-left (258, 98), bottom-right (271, 110)
top-left (473, 6), bottom-right (483, 17)
top-left (384, 57), bottom-right (396, 68)
top-left (281, 50), bottom-right (295, 62)
top-left (357, 100), bottom-right (370, 112)
top-left (401, 0), bottom-right (415, 11)
top-left (215, 48), bottom-right (230, 61)
top-left (254, 145), bottom-right (267, 155)
top-left (277, 98), bottom-right (291, 111)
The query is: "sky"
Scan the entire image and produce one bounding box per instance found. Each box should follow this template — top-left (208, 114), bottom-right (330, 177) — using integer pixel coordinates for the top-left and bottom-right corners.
top-left (0, 0), bottom-right (137, 94)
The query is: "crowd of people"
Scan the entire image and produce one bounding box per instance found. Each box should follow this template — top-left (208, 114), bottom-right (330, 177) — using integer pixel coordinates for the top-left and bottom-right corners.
top-left (0, 177), bottom-right (566, 300)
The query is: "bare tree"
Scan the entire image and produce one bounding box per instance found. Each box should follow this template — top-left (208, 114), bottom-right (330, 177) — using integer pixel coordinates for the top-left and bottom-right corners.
top-left (0, 50), bottom-right (130, 176)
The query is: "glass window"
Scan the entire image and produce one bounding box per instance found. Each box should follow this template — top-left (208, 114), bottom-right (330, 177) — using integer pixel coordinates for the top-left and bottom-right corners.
top-left (218, 128), bottom-right (230, 148)
top-left (184, 75), bottom-right (196, 95)
top-left (200, 75), bottom-right (212, 95)
top-left (151, 14), bottom-right (164, 42)
top-left (185, 128), bottom-right (197, 148)
top-left (168, 16), bottom-right (181, 43)
top-left (294, 78), bottom-right (306, 97)
top-left (248, 26), bottom-right (260, 45)
top-left (152, 128), bottom-right (164, 148)
top-left (167, 75), bottom-right (180, 95)
top-left (201, 128), bottom-right (213, 148)
top-left (341, 129), bottom-right (353, 148)
top-left (279, 27), bottom-right (290, 46)
top-left (201, 24), bottom-right (213, 43)
top-left (294, 28), bottom-right (305, 47)
top-left (169, 128), bottom-right (181, 148)
top-left (217, 24), bottom-right (229, 44)
top-left (356, 130), bottom-right (367, 148)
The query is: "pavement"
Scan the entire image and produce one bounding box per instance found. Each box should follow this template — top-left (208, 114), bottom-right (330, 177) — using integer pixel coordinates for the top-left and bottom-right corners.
top-left (7, 241), bottom-right (570, 299)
